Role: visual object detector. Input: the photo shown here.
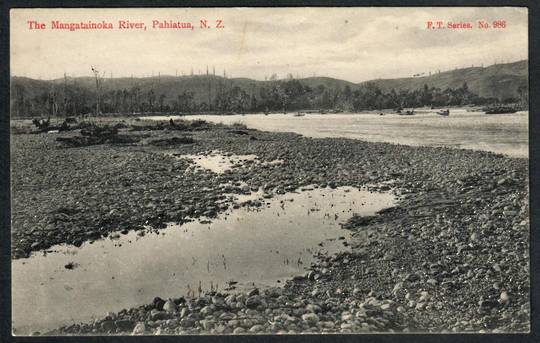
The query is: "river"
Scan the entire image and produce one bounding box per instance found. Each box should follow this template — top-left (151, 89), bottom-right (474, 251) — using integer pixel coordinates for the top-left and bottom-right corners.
top-left (143, 108), bottom-right (528, 158)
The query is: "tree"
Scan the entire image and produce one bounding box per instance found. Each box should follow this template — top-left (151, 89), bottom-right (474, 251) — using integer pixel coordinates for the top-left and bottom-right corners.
top-left (121, 89), bottom-right (129, 113)
top-left (130, 86), bottom-right (141, 114)
top-left (147, 89), bottom-right (156, 112)
top-left (343, 85), bottom-right (352, 100)
top-left (12, 84), bottom-right (25, 116)
top-left (421, 84), bottom-right (432, 105)
top-left (159, 94), bottom-right (166, 112)
top-left (47, 88), bottom-right (58, 117)
top-left (177, 91), bottom-right (194, 113)
top-left (517, 85), bottom-right (528, 109)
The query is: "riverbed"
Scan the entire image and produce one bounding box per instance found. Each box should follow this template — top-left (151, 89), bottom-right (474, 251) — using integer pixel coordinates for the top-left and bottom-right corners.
top-left (11, 117), bottom-right (529, 334)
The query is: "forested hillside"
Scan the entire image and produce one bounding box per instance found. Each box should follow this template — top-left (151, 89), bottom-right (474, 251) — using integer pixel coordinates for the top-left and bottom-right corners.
top-left (10, 60), bottom-right (527, 117)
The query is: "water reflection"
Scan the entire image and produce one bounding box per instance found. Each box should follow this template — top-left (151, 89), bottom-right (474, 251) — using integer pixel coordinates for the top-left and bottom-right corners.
top-left (12, 186), bottom-right (396, 335)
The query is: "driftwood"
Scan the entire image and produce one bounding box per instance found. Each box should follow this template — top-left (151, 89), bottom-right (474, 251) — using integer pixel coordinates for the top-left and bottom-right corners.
top-left (57, 123), bottom-right (138, 147)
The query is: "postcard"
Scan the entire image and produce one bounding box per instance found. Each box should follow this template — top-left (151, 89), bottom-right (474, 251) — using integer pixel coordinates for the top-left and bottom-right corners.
top-left (9, 7), bottom-right (529, 335)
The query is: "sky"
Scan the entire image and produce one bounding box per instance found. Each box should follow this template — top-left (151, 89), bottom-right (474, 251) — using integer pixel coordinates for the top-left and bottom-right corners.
top-left (10, 7), bottom-right (528, 83)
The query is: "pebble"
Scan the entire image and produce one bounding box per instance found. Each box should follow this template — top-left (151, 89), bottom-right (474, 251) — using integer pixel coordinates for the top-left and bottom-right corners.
top-left (200, 319), bottom-right (215, 330)
top-left (211, 295), bottom-right (225, 306)
top-left (392, 282), bottom-right (403, 294)
top-left (114, 319), bottom-right (135, 331)
top-left (180, 307), bottom-right (189, 318)
top-left (163, 300), bottom-right (177, 313)
top-left (245, 296), bottom-right (262, 309)
top-left (247, 288), bottom-right (259, 296)
top-left (249, 324), bottom-right (264, 333)
top-left (233, 327), bottom-right (246, 334)
top-left (301, 313), bottom-right (320, 326)
top-left (340, 323), bottom-right (353, 330)
top-left (418, 291), bottom-right (430, 302)
top-left (132, 322), bottom-right (147, 335)
top-left (200, 305), bottom-right (213, 316)
top-left (427, 278), bottom-right (438, 286)
top-left (499, 291), bottom-right (510, 305)
top-left (101, 320), bottom-right (115, 332)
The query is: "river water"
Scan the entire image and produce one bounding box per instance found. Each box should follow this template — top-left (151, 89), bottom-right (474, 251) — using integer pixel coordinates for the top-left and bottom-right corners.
top-left (12, 186), bottom-right (396, 335)
top-left (143, 109), bottom-right (528, 158)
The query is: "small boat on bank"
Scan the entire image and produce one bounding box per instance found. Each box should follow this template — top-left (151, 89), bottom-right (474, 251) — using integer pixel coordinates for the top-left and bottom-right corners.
top-left (437, 109), bottom-right (450, 116)
top-left (293, 112), bottom-right (305, 117)
top-left (399, 109), bottom-right (415, 116)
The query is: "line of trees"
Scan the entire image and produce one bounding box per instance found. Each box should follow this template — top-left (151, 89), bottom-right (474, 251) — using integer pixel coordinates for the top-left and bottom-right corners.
top-left (10, 79), bottom-right (525, 118)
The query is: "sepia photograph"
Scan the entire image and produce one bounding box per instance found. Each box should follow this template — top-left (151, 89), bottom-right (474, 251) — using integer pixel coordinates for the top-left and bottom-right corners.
top-left (8, 6), bottom-right (530, 336)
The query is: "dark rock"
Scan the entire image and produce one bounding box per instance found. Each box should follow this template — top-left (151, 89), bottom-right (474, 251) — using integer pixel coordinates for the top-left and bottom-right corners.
top-left (247, 288), bottom-right (259, 296)
top-left (114, 319), bottom-right (135, 331)
top-left (100, 320), bottom-right (116, 332)
top-left (245, 296), bottom-right (262, 309)
top-left (153, 297), bottom-right (166, 311)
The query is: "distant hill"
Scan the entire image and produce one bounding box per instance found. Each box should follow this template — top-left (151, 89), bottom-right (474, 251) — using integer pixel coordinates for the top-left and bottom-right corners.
top-left (298, 77), bottom-right (357, 90)
top-left (361, 60), bottom-right (528, 100)
top-left (11, 74), bottom-right (356, 105)
top-left (10, 60), bottom-right (527, 117)
top-left (12, 60), bottom-right (527, 102)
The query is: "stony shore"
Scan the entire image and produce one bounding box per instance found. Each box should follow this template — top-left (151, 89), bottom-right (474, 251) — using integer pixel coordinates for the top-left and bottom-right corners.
top-left (10, 117), bottom-right (529, 334)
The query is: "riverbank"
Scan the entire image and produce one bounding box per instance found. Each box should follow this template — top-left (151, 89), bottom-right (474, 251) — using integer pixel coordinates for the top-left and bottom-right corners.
top-left (11, 117), bottom-right (529, 334)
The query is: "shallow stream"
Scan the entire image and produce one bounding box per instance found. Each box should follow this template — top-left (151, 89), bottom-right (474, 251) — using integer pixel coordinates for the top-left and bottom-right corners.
top-left (12, 186), bottom-right (396, 335)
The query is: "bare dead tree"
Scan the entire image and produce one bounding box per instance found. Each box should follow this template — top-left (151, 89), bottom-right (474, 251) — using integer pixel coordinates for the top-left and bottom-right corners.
top-left (63, 72), bottom-right (68, 116)
top-left (91, 66), bottom-right (101, 116)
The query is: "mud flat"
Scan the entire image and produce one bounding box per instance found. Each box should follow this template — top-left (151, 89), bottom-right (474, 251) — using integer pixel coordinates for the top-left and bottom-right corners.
top-left (10, 118), bottom-right (529, 334)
